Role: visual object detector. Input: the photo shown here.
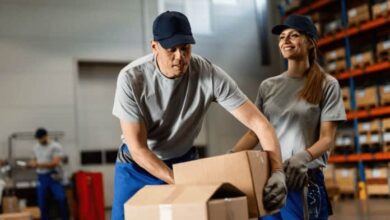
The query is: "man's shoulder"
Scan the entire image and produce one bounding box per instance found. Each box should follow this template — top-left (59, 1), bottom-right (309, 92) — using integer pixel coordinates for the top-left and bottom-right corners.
top-left (119, 54), bottom-right (155, 79)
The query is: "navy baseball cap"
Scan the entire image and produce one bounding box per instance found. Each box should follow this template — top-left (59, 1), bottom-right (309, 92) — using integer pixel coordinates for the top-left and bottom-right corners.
top-left (272, 14), bottom-right (318, 40)
top-left (153, 11), bottom-right (196, 49)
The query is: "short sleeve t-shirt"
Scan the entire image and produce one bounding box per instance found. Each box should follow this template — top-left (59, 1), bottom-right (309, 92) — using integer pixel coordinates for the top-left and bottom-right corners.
top-left (113, 53), bottom-right (248, 161)
top-left (33, 142), bottom-right (64, 174)
top-left (255, 72), bottom-right (346, 168)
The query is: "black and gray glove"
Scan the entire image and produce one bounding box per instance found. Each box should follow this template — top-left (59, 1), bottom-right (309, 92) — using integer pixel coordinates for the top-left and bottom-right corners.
top-left (263, 170), bottom-right (287, 211)
top-left (284, 150), bottom-right (312, 191)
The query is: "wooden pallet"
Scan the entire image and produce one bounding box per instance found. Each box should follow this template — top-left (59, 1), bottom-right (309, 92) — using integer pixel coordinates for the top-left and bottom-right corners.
top-left (352, 60), bottom-right (375, 69)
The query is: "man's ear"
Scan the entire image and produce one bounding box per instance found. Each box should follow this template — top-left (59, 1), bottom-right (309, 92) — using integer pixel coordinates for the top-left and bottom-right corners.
top-left (151, 41), bottom-right (159, 55)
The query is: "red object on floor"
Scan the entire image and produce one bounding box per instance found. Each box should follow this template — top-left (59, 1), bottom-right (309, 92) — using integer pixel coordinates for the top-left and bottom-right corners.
top-left (74, 171), bottom-right (105, 220)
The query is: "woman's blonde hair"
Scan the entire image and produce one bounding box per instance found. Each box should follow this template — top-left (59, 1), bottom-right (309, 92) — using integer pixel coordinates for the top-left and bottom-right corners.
top-left (298, 37), bottom-right (326, 105)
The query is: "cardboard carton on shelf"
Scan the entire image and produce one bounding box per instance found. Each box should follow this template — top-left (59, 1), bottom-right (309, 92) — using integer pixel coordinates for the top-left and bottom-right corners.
top-left (325, 48), bottom-right (346, 63)
top-left (173, 151), bottom-right (271, 218)
top-left (380, 84), bottom-right (390, 105)
top-left (365, 166), bottom-right (390, 195)
top-left (372, 0), bottom-right (390, 19)
top-left (358, 119), bottom-right (381, 133)
top-left (351, 51), bottom-right (374, 69)
top-left (355, 86), bottom-right (379, 109)
top-left (326, 59), bottom-right (346, 74)
top-left (124, 183), bottom-right (248, 220)
top-left (348, 4), bottom-right (370, 26)
top-left (324, 19), bottom-right (343, 36)
top-left (377, 40), bottom-right (390, 61)
top-left (335, 168), bottom-right (357, 194)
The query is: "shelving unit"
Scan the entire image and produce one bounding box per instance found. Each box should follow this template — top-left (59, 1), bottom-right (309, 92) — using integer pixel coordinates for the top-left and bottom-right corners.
top-left (279, 0), bottom-right (390, 199)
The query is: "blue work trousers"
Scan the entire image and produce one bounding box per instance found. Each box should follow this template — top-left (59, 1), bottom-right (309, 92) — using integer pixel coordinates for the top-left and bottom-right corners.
top-left (111, 145), bottom-right (198, 220)
top-left (37, 173), bottom-right (69, 220)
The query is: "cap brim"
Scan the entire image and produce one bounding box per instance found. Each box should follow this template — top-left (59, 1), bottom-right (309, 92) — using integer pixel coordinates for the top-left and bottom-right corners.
top-left (271, 24), bottom-right (291, 35)
top-left (159, 34), bottom-right (195, 49)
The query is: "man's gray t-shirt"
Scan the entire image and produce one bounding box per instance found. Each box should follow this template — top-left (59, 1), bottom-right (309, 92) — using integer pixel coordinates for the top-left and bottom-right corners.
top-left (33, 142), bottom-right (64, 174)
top-left (255, 72), bottom-right (346, 168)
top-left (113, 53), bottom-right (248, 161)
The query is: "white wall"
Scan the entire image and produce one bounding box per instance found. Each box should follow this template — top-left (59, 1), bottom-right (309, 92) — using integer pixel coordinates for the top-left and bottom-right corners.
top-left (0, 0), bottom-right (283, 207)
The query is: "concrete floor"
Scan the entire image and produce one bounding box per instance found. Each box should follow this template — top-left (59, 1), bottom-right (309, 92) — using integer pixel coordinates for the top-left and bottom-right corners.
top-left (106, 198), bottom-right (390, 220)
top-left (330, 198), bottom-right (390, 220)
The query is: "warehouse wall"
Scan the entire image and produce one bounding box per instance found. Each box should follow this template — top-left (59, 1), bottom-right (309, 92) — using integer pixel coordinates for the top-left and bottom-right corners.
top-left (0, 0), bottom-right (282, 206)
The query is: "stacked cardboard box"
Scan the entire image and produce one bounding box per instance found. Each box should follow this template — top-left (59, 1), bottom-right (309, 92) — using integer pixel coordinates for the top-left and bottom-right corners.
top-left (325, 48), bottom-right (346, 64)
top-left (377, 39), bottom-right (390, 61)
top-left (365, 166), bottom-right (390, 196)
top-left (335, 130), bottom-right (354, 154)
top-left (348, 4), bottom-right (370, 26)
top-left (342, 87), bottom-right (351, 111)
top-left (372, 0), bottom-right (390, 19)
top-left (351, 51), bottom-right (374, 69)
top-left (125, 151), bottom-right (271, 219)
top-left (383, 118), bottom-right (390, 151)
top-left (355, 86), bottom-right (379, 109)
top-left (324, 19), bottom-right (343, 35)
top-left (335, 168), bottom-right (357, 194)
top-left (380, 84), bottom-right (390, 105)
top-left (358, 120), bottom-right (382, 152)
top-left (1, 196), bottom-right (18, 213)
top-left (326, 59), bottom-right (346, 74)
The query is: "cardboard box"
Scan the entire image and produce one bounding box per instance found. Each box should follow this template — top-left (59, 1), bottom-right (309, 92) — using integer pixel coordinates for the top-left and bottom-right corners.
top-left (324, 19), bottom-right (342, 35)
top-left (365, 167), bottom-right (390, 195)
top-left (342, 87), bottom-right (351, 111)
top-left (355, 87), bottom-right (378, 109)
top-left (380, 84), bottom-right (390, 105)
top-left (335, 168), bottom-right (357, 194)
top-left (325, 48), bottom-right (346, 63)
top-left (358, 119), bottom-right (381, 133)
top-left (173, 151), bottom-right (270, 218)
top-left (383, 118), bottom-right (390, 131)
top-left (20, 207), bottom-right (40, 220)
top-left (377, 40), bottom-right (390, 60)
top-left (326, 59), bottom-right (346, 74)
top-left (2, 196), bottom-right (19, 213)
top-left (372, 0), bottom-right (390, 19)
top-left (348, 4), bottom-right (370, 26)
top-left (351, 51), bottom-right (374, 69)
top-left (124, 183), bottom-right (248, 220)
top-left (0, 212), bottom-right (32, 220)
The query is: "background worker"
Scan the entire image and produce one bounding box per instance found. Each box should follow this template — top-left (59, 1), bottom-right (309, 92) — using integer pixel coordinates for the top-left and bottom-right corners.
top-left (28, 128), bottom-right (69, 220)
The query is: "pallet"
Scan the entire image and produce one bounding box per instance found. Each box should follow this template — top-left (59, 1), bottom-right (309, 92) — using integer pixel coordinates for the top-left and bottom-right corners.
top-left (351, 60), bottom-right (375, 69)
top-left (377, 50), bottom-right (390, 62)
top-left (348, 17), bottom-right (370, 27)
top-left (356, 103), bottom-right (378, 111)
top-left (373, 10), bottom-right (390, 20)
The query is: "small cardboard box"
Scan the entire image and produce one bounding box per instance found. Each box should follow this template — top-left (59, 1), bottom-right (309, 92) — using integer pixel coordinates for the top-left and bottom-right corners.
top-left (351, 51), bottom-right (374, 69)
top-left (173, 151), bottom-right (270, 218)
top-left (348, 4), bottom-right (370, 26)
top-left (2, 196), bottom-right (19, 213)
top-left (335, 168), bottom-right (357, 194)
top-left (355, 87), bottom-right (378, 109)
top-left (0, 212), bottom-right (32, 220)
top-left (372, 0), bottom-right (390, 19)
top-left (325, 48), bottom-right (346, 63)
top-left (124, 183), bottom-right (248, 220)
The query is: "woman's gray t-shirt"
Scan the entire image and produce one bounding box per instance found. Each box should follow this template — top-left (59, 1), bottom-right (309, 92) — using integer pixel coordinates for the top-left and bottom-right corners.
top-left (255, 72), bottom-right (346, 168)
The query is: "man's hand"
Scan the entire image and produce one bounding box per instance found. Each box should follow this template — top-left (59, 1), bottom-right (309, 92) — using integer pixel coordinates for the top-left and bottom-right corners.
top-left (284, 150), bottom-right (312, 191)
top-left (263, 170), bottom-right (287, 211)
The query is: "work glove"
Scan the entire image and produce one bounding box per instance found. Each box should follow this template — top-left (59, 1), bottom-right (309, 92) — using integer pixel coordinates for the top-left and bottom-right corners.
top-left (263, 170), bottom-right (287, 211)
top-left (284, 150), bottom-right (312, 191)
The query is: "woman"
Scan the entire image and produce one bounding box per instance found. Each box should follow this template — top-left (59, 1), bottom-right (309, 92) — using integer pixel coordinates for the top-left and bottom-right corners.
top-left (230, 15), bottom-right (346, 219)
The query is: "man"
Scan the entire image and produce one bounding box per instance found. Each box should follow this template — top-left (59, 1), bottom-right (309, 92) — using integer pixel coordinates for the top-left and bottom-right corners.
top-left (28, 128), bottom-right (68, 220)
top-left (112, 11), bottom-right (287, 219)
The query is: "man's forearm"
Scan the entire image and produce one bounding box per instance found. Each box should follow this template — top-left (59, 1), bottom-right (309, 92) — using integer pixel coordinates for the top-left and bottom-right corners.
top-left (130, 147), bottom-right (174, 184)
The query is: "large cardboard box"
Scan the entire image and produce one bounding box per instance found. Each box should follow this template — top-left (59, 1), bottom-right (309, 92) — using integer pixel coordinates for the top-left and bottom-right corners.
top-left (173, 151), bottom-right (270, 218)
top-left (365, 167), bottom-right (390, 195)
top-left (0, 212), bottom-right (32, 220)
top-left (124, 183), bottom-right (248, 220)
top-left (20, 207), bottom-right (40, 220)
top-left (355, 87), bottom-right (378, 109)
top-left (372, 0), bottom-right (390, 19)
top-left (335, 168), bottom-right (357, 194)
top-left (348, 4), bottom-right (370, 26)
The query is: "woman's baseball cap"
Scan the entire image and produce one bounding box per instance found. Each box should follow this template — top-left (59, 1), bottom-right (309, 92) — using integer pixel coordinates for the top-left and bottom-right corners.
top-left (272, 14), bottom-right (318, 40)
top-left (153, 11), bottom-right (196, 49)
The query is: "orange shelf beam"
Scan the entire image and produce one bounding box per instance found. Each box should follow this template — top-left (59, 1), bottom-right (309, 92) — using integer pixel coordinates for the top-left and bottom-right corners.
top-left (329, 152), bottom-right (390, 163)
top-left (283, 0), bottom-right (334, 19)
top-left (347, 106), bottom-right (390, 120)
top-left (318, 17), bottom-right (390, 47)
top-left (335, 61), bottom-right (390, 80)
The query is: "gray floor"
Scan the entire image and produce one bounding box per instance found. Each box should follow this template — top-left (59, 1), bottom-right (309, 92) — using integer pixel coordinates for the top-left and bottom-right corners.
top-left (105, 198), bottom-right (390, 220)
top-left (330, 198), bottom-right (390, 220)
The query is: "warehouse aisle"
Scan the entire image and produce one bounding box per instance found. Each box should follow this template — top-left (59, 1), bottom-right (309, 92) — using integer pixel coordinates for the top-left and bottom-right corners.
top-left (330, 199), bottom-right (390, 220)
